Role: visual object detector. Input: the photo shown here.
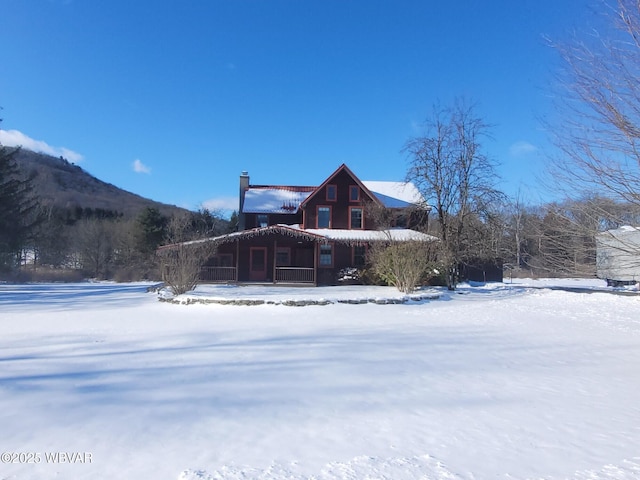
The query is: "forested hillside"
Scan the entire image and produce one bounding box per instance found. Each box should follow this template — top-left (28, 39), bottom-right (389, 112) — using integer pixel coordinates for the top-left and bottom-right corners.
top-left (13, 149), bottom-right (184, 217)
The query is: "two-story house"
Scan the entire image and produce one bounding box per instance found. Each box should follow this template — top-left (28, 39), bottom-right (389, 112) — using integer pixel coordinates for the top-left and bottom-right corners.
top-left (200, 164), bottom-right (433, 285)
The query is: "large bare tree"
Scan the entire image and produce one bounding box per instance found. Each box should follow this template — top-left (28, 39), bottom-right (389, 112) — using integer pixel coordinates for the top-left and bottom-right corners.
top-left (548, 0), bottom-right (640, 227)
top-left (405, 99), bottom-right (503, 289)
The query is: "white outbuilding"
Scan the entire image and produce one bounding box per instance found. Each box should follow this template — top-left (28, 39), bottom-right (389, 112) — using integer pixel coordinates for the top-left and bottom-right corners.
top-left (596, 226), bottom-right (640, 286)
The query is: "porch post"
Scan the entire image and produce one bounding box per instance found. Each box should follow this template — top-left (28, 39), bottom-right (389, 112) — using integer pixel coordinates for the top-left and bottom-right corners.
top-left (273, 239), bottom-right (278, 284)
top-left (313, 241), bottom-right (318, 286)
top-left (235, 240), bottom-right (239, 282)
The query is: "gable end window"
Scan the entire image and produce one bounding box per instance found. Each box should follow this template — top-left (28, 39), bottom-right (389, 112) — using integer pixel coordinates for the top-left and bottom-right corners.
top-left (350, 207), bottom-right (364, 229)
top-left (349, 185), bottom-right (360, 202)
top-left (317, 206), bottom-right (331, 228)
top-left (326, 184), bottom-right (337, 201)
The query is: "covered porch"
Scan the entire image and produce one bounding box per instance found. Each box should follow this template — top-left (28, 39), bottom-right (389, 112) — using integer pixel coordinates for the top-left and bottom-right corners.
top-left (199, 225), bottom-right (325, 285)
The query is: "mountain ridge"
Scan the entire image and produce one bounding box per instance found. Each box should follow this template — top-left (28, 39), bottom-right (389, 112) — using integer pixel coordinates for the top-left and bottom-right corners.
top-left (12, 148), bottom-right (187, 217)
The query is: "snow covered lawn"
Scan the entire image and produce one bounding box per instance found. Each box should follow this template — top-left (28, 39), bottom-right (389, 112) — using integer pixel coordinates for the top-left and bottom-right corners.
top-left (1, 280), bottom-right (639, 479)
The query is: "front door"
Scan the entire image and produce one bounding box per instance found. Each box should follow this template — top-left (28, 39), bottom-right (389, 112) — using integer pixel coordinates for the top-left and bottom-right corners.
top-left (249, 247), bottom-right (268, 281)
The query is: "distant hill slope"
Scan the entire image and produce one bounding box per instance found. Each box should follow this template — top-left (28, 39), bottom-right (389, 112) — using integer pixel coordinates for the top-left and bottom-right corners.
top-left (12, 148), bottom-right (187, 217)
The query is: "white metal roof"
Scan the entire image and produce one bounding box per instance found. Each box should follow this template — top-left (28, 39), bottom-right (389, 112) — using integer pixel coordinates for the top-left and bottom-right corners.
top-left (362, 181), bottom-right (426, 209)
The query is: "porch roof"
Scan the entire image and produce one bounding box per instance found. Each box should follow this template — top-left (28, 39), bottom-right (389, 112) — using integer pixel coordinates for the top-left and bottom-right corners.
top-left (158, 224), bottom-right (437, 253)
top-left (161, 224), bottom-right (436, 250)
top-left (303, 227), bottom-right (437, 243)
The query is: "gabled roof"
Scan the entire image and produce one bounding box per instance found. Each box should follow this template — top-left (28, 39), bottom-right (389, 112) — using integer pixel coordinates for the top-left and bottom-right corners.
top-left (299, 163), bottom-right (384, 209)
top-left (240, 164), bottom-right (428, 214)
top-left (242, 186), bottom-right (315, 214)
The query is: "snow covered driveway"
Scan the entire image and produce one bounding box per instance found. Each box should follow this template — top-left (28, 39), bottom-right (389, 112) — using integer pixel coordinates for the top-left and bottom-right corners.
top-left (0, 281), bottom-right (639, 479)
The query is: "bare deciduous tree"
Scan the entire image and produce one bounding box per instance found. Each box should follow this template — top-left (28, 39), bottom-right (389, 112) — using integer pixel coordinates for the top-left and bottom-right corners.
top-left (74, 218), bottom-right (114, 278)
top-left (548, 0), bottom-right (640, 238)
top-left (405, 99), bottom-right (503, 289)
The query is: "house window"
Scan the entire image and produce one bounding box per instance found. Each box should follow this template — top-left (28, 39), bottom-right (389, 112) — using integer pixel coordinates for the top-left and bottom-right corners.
top-left (353, 245), bottom-right (367, 267)
top-left (393, 212), bottom-right (408, 228)
top-left (210, 254), bottom-right (233, 267)
top-left (276, 247), bottom-right (291, 266)
top-left (319, 244), bottom-right (333, 266)
top-left (257, 214), bottom-right (268, 228)
top-left (326, 184), bottom-right (337, 201)
top-left (349, 185), bottom-right (360, 202)
top-left (350, 207), bottom-right (363, 229)
top-left (317, 206), bottom-right (331, 228)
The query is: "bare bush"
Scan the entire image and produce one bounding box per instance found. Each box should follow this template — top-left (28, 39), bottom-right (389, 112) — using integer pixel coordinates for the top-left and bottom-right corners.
top-left (158, 214), bottom-right (216, 295)
top-left (368, 240), bottom-right (438, 293)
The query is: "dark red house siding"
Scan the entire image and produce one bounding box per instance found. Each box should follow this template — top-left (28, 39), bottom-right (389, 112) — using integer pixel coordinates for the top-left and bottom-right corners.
top-left (214, 234), bottom-right (316, 283)
top-left (303, 168), bottom-right (374, 230)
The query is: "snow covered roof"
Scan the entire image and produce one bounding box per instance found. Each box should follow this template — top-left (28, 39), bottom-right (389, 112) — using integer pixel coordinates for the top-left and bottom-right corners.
top-left (303, 227), bottom-right (437, 243)
top-left (242, 187), bottom-right (314, 214)
top-left (159, 225), bottom-right (437, 252)
top-left (362, 181), bottom-right (427, 209)
top-left (243, 181), bottom-right (427, 214)
top-left (240, 163), bottom-right (428, 214)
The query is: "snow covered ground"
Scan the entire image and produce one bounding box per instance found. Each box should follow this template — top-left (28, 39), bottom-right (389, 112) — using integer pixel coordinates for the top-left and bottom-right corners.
top-left (1, 279), bottom-right (639, 479)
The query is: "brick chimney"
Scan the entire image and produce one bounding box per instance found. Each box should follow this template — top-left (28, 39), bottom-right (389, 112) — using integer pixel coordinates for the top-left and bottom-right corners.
top-left (238, 171), bottom-right (249, 231)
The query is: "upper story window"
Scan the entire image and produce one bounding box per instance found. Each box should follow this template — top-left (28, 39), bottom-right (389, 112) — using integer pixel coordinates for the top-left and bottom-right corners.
top-left (317, 206), bottom-right (331, 228)
top-left (393, 212), bottom-right (408, 228)
top-left (326, 184), bottom-right (337, 201)
top-left (257, 214), bottom-right (268, 228)
top-left (350, 207), bottom-right (363, 229)
top-left (349, 185), bottom-right (360, 202)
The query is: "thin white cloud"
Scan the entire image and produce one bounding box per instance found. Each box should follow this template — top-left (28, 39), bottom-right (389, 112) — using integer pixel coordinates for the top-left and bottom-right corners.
top-left (509, 141), bottom-right (538, 157)
top-left (201, 196), bottom-right (238, 213)
top-left (132, 158), bottom-right (151, 174)
top-left (0, 129), bottom-right (84, 163)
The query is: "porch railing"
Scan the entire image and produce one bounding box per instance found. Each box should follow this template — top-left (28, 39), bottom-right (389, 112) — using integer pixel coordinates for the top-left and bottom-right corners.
top-left (275, 267), bottom-right (315, 283)
top-left (200, 266), bottom-right (237, 283)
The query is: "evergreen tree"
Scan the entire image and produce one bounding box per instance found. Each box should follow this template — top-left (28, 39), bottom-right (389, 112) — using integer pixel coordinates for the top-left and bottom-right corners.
top-left (0, 129), bottom-right (37, 272)
top-left (135, 207), bottom-right (168, 256)
top-left (227, 210), bottom-right (239, 233)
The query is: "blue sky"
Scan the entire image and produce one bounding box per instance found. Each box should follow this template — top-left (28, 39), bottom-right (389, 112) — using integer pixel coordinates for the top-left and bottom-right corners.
top-left (0, 0), bottom-right (592, 216)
